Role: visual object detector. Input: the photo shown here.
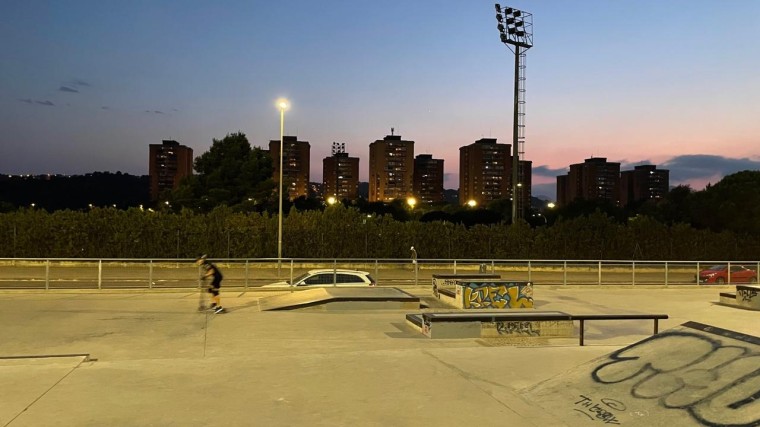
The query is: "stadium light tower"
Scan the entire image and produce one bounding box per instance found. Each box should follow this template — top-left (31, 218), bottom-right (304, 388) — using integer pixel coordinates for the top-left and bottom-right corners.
top-left (495, 4), bottom-right (533, 223)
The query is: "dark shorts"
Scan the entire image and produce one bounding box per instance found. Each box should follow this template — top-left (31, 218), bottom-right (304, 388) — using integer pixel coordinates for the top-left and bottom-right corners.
top-left (207, 278), bottom-right (221, 296)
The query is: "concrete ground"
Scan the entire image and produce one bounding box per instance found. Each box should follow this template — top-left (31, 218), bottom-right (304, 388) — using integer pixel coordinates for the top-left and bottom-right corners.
top-left (0, 286), bottom-right (756, 427)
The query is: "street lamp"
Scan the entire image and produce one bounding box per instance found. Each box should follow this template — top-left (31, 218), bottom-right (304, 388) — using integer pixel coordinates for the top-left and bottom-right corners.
top-left (407, 197), bottom-right (417, 209)
top-left (276, 98), bottom-right (289, 265)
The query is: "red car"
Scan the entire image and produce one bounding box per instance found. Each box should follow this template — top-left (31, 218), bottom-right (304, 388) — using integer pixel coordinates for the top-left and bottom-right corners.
top-left (697, 265), bottom-right (757, 284)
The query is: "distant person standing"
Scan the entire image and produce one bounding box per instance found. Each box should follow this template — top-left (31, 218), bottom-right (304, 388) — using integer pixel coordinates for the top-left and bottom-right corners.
top-left (196, 255), bottom-right (225, 313)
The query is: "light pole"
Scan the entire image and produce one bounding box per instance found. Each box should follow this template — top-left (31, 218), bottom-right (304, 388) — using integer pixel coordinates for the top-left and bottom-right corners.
top-left (495, 4), bottom-right (533, 223)
top-left (277, 99), bottom-right (289, 267)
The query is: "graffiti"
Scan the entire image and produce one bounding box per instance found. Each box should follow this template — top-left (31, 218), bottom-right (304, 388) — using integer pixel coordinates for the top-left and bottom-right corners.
top-left (462, 281), bottom-right (533, 309)
top-left (422, 317), bottom-right (431, 336)
top-left (738, 289), bottom-right (757, 302)
top-left (591, 330), bottom-right (760, 427)
top-left (495, 321), bottom-right (539, 336)
top-left (573, 395), bottom-right (624, 424)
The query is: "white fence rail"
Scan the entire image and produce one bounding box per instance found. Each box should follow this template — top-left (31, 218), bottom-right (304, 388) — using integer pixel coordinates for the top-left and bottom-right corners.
top-left (0, 258), bottom-right (758, 290)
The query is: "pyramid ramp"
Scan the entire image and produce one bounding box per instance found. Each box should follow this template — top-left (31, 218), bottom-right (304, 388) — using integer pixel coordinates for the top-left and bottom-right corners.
top-left (523, 322), bottom-right (760, 426)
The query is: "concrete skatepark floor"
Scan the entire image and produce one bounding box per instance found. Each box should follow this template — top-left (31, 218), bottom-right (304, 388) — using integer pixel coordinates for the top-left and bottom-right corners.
top-left (0, 287), bottom-right (757, 426)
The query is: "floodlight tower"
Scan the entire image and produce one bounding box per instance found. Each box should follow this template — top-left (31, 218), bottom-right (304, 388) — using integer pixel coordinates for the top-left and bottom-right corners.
top-left (495, 4), bottom-right (533, 222)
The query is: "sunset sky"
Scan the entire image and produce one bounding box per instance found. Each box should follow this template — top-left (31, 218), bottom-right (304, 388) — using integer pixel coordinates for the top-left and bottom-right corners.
top-left (2, 0), bottom-right (759, 198)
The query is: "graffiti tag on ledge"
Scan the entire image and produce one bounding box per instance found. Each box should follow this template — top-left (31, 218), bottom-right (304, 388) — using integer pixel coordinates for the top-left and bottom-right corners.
top-left (738, 289), bottom-right (757, 302)
top-left (573, 395), bottom-right (625, 424)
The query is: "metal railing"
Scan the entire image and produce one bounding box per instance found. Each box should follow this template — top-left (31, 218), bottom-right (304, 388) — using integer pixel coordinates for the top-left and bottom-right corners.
top-left (0, 258), bottom-right (758, 290)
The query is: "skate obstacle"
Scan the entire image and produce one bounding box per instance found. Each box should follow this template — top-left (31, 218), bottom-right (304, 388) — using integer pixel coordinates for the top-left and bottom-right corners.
top-left (719, 284), bottom-right (760, 311)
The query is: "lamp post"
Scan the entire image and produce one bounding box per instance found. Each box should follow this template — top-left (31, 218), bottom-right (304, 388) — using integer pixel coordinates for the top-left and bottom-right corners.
top-left (277, 99), bottom-right (289, 267)
top-left (495, 4), bottom-right (533, 223)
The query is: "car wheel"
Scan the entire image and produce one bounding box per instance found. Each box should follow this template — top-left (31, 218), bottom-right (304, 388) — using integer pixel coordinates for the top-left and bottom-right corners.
top-left (716, 277), bottom-right (725, 285)
top-left (750, 277), bottom-right (758, 284)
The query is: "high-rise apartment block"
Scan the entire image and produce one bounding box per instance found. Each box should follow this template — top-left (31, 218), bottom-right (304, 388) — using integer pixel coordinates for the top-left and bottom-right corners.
top-left (620, 165), bottom-right (669, 206)
top-left (368, 132), bottom-right (414, 202)
top-left (323, 143), bottom-right (359, 201)
top-left (556, 157), bottom-right (621, 206)
top-left (413, 154), bottom-right (444, 203)
top-left (269, 136), bottom-right (310, 200)
top-left (459, 138), bottom-right (513, 206)
top-left (518, 159), bottom-right (533, 211)
top-left (148, 140), bottom-right (193, 201)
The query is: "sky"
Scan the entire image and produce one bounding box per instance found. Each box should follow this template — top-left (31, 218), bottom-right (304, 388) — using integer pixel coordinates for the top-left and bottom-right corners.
top-left (1, 0), bottom-right (759, 199)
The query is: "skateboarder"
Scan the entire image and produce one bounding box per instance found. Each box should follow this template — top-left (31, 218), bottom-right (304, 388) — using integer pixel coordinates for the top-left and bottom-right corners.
top-left (196, 255), bottom-right (225, 313)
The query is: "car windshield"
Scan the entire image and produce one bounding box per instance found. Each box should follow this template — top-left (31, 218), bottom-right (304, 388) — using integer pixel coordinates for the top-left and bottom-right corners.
top-left (289, 273), bottom-right (310, 285)
top-left (706, 265), bottom-right (726, 271)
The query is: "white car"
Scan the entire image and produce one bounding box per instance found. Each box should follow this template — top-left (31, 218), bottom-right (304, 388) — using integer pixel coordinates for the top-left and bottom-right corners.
top-left (263, 269), bottom-right (377, 288)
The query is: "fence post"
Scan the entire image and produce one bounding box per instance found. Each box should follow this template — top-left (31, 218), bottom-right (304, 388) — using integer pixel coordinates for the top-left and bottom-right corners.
top-left (244, 259), bottom-right (249, 290)
top-left (632, 261), bottom-right (635, 286)
top-left (727, 261), bottom-right (732, 284)
top-left (665, 262), bottom-right (670, 287)
top-left (374, 259), bottom-right (378, 282)
top-left (98, 259), bottom-right (102, 290)
top-left (453, 260), bottom-right (457, 275)
top-left (528, 260), bottom-right (532, 282)
top-left (598, 261), bottom-right (602, 286)
top-left (45, 259), bottom-right (50, 290)
top-left (290, 259), bottom-right (294, 286)
top-left (563, 261), bottom-right (567, 286)
top-left (148, 260), bottom-right (153, 289)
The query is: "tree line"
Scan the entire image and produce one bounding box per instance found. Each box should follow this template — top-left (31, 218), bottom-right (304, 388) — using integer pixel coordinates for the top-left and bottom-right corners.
top-left (2, 132), bottom-right (758, 260)
top-left (1, 205), bottom-right (758, 260)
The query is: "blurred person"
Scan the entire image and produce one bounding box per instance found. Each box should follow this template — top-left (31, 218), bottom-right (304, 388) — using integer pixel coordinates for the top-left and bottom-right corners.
top-left (196, 255), bottom-right (225, 313)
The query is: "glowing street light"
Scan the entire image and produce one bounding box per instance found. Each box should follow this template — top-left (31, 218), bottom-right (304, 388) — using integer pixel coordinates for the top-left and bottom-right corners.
top-left (327, 196), bottom-right (337, 205)
top-left (407, 197), bottom-right (417, 209)
top-left (276, 98), bottom-right (289, 265)
top-left (467, 199), bottom-right (478, 208)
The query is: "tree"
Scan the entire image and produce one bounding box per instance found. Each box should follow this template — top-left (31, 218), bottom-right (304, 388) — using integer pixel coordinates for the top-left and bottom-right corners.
top-left (690, 171), bottom-right (760, 235)
top-left (170, 132), bottom-right (275, 212)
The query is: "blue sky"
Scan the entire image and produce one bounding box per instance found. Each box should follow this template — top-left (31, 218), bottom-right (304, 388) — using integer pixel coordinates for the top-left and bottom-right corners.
top-left (2, 0), bottom-right (759, 198)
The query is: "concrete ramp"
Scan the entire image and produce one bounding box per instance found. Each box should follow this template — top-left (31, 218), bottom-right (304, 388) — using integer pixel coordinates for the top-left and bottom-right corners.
top-left (0, 355), bottom-right (90, 426)
top-left (522, 322), bottom-right (760, 426)
top-left (259, 287), bottom-right (420, 311)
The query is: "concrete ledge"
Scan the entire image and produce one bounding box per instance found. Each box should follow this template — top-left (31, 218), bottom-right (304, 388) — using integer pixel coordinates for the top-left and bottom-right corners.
top-left (718, 284), bottom-right (760, 311)
top-left (419, 311), bottom-right (573, 339)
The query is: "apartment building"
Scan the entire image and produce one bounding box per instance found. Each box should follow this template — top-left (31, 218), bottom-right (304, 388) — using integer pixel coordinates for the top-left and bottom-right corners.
top-left (557, 157), bottom-right (621, 206)
top-left (323, 143), bottom-right (359, 201)
top-left (148, 140), bottom-right (193, 201)
top-left (269, 136), bottom-right (310, 200)
top-left (620, 165), bottom-right (669, 206)
top-left (413, 154), bottom-right (444, 203)
top-left (368, 132), bottom-right (414, 202)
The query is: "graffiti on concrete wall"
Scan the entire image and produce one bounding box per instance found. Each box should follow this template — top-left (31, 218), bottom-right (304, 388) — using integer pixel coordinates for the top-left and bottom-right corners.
top-left (589, 329), bottom-right (760, 427)
top-left (738, 288), bottom-right (757, 302)
top-left (496, 321), bottom-right (539, 336)
top-left (462, 281), bottom-right (533, 309)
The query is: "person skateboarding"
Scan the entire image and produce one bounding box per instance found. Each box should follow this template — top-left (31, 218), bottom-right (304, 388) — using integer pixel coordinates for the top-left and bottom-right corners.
top-left (196, 255), bottom-right (225, 313)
